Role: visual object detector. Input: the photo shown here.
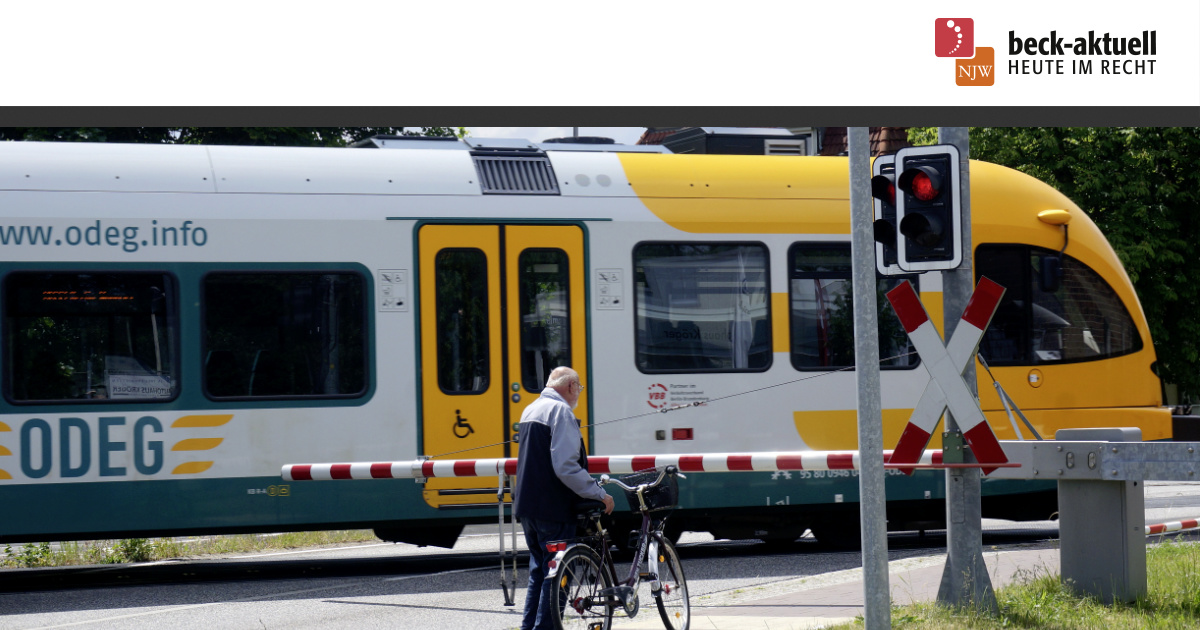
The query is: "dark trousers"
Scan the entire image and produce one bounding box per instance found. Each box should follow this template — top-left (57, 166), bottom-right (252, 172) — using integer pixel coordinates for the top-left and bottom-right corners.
top-left (520, 517), bottom-right (576, 630)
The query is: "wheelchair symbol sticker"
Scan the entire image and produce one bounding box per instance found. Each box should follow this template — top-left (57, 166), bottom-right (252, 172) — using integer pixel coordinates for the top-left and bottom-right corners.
top-left (453, 410), bottom-right (475, 439)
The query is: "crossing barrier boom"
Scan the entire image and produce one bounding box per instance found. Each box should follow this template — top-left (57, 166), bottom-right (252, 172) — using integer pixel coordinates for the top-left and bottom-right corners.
top-left (281, 449), bottom-right (1020, 482)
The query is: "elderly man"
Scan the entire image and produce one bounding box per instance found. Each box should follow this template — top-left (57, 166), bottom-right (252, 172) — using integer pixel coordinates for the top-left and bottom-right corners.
top-left (513, 366), bottom-right (614, 630)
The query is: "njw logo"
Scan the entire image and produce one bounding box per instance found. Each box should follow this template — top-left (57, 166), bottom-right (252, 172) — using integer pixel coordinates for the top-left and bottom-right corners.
top-left (935, 18), bottom-right (995, 86)
top-left (957, 47), bottom-right (995, 86)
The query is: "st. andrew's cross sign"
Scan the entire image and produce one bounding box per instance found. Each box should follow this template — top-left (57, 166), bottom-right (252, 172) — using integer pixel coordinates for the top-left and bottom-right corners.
top-left (886, 276), bottom-right (1009, 474)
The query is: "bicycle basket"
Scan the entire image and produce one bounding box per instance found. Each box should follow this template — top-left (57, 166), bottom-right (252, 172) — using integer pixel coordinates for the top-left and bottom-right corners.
top-left (619, 468), bottom-right (679, 513)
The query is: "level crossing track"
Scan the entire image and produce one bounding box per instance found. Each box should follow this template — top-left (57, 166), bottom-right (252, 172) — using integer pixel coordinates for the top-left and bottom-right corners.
top-left (2, 483), bottom-right (1198, 629)
top-left (0, 523), bottom-right (1085, 594)
top-left (5, 516), bottom-right (1200, 596)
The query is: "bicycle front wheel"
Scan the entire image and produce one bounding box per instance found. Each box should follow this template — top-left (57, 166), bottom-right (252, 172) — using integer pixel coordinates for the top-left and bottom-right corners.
top-left (652, 536), bottom-right (689, 630)
top-left (552, 546), bottom-right (614, 630)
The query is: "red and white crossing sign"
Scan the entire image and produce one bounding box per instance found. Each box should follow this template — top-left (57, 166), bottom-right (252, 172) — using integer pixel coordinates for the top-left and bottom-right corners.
top-left (886, 277), bottom-right (1008, 474)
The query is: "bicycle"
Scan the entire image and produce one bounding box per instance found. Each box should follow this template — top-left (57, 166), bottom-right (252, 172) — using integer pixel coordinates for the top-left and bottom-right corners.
top-left (546, 465), bottom-right (690, 630)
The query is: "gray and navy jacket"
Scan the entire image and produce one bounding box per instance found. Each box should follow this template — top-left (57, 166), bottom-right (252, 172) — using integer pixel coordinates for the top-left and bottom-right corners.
top-left (513, 388), bottom-right (607, 523)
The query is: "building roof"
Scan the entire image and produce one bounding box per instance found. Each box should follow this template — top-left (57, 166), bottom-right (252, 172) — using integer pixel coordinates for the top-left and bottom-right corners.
top-left (638, 127), bottom-right (910, 156)
top-left (636, 128), bottom-right (686, 145)
top-left (819, 127), bottom-right (911, 156)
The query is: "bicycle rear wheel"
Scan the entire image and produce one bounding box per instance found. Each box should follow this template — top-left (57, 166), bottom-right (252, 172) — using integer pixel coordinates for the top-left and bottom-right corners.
top-left (651, 536), bottom-right (689, 630)
top-left (552, 546), bottom-right (614, 630)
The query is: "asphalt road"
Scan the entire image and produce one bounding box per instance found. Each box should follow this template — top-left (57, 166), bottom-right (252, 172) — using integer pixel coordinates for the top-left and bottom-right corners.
top-left (2, 481), bottom-right (1198, 630)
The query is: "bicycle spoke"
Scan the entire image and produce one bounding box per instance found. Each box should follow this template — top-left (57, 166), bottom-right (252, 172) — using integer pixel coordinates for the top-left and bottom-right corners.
top-left (653, 538), bottom-right (690, 630)
top-left (553, 547), bottom-right (613, 630)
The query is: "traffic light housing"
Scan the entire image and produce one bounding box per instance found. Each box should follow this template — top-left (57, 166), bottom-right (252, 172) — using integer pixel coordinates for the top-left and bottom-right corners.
top-left (895, 144), bottom-right (962, 272)
top-left (871, 155), bottom-right (904, 276)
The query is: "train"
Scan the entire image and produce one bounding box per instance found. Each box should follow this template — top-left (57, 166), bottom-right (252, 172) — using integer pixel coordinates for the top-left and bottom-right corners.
top-left (0, 135), bottom-right (1170, 548)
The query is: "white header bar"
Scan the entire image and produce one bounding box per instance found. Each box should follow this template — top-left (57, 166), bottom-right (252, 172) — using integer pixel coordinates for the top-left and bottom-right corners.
top-left (3, 2), bottom-right (1197, 107)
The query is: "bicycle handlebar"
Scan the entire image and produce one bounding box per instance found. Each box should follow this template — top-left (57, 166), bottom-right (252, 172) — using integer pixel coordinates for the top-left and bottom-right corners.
top-left (598, 465), bottom-right (685, 492)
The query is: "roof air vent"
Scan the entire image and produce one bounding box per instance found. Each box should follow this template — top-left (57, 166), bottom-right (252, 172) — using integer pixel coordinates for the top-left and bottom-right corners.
top-left (472, 155), bottom-right (560, 195)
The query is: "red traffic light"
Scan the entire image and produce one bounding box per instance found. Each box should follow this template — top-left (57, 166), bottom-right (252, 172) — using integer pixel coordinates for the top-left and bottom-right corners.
top-left (871, 174), bottom-right (896, 205)
top-left (893, 145), bottom-right (961, 272)
top-left (898, 166), bottom-right (943, 202)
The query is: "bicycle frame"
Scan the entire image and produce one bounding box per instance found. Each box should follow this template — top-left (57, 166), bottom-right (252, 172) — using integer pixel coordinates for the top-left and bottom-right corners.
top-left (546, 509), bottom-right (666, 616)
top-left (547, 487), bottom-right (673, 617)
top-left (547, 467), bottom-right (689, 630)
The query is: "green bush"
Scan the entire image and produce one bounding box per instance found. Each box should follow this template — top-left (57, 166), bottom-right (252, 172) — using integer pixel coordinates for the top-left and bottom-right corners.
top-left (109, 538), bottom-right (154, 563)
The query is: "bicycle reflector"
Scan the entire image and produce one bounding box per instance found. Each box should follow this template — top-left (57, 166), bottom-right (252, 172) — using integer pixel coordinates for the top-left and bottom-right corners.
top-left (546, 542), bottom-right (568, 553)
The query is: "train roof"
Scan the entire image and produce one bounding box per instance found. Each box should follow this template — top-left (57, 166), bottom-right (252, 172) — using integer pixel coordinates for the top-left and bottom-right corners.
top-left (351, 135), bottom-right (671, 154)
top-left (0, 139), bottom-right (672, 197)
top-left (0, 139), bottom-right (1075, 213)
top-left (0, 138), bottom-right (1097, 241)
top-left (0, 138), bottom-right (1101, 255)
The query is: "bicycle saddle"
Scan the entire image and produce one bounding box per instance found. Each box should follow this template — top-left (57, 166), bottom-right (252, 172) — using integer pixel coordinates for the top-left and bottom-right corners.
top-left (574, 499), bottom-right (607, 520)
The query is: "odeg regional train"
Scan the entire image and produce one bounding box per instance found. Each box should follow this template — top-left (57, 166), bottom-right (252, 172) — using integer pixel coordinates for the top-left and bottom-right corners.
top-left (0, 136), bottom-right (1171, 548)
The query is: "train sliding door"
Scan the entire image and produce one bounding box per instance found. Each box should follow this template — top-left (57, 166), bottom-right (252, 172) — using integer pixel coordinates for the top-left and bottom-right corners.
top-left (418, 224), bottom-right (588, 508)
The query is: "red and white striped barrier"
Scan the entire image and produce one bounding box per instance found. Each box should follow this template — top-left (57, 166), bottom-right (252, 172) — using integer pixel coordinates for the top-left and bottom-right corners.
top-left (1146, 518), bottom-right (1200, 536)
top-left (282, 449), bottom-right (962, 481)
top-left (886, 277), bottom-right (1009, 474)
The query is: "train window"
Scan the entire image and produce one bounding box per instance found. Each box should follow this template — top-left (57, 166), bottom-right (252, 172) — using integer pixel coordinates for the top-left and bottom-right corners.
top-left (203, 272), bottom-right (366, 398)
top-left (634, 243), bottom-right (771, 373)
top-left (977, 245), bottom-right (1142, 365)
top-left (788, 244), bottom-right (918, 371)
top-left (518, 249), bottom-right (570, 391)
top-left (433, 249), bottom-right (490, 394)
top-left (4, 272), bottom-right (178, 403)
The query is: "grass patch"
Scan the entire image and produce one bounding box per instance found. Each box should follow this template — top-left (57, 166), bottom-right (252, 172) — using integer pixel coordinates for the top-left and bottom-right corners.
top-left (828, 537), bottom-right (1200, 630)
top-left (2, 530), bottom-right (379, 568)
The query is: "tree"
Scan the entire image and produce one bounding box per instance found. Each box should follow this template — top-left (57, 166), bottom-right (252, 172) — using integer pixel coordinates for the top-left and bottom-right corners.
top-left (910, 127), bottom-right (1200, 398)
top-left (0, 127), bottom-right (467, 146)
top-left (0, 128), bottom-right (176, 143)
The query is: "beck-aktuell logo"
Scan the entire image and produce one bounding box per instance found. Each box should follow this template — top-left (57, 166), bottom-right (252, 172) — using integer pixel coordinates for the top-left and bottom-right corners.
top-left (935, 18), bottom-right (974, 58)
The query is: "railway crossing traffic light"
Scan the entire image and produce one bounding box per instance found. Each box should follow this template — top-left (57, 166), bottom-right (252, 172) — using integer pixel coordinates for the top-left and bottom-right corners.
top-left (893, 144), bottom-right (962, 272)
top-left (871, 154), bottom-right (903, 276)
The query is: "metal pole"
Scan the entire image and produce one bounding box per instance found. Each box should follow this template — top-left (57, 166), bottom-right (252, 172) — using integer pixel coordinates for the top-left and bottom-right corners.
top-left (498, 472), bottom-right (515, 606)
top-left (935, 126), bottom-right (997, 611)
top-left (848, 127), bottom-right (890, 630)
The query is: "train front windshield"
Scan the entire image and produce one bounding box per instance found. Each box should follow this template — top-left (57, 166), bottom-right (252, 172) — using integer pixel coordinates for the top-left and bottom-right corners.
top-left (976, 244), bottom-right (1143, 366)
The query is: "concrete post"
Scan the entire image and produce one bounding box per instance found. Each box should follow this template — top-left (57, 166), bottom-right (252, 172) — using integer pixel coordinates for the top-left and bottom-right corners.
top-left (1056, 427), bottom-right (1147, 603)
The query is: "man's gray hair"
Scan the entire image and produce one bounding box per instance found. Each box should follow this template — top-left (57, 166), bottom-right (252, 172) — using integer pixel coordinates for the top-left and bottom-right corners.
top-left (546, 366), bottom-right (579, 389)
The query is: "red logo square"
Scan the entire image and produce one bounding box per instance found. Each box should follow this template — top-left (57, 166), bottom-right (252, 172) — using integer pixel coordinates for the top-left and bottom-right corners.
top-left (934, 18), bottom-right (974, 58)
